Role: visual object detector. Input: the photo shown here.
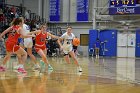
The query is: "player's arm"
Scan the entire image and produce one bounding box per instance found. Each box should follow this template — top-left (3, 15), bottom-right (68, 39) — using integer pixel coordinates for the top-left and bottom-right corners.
top-left (19, 28), bottom-right (35, 38)
top-left (47, 32), bottom-right (59, 39)
top-left (57, 37), bottom-right (64, 49)
top-left (27, 30), bottom-right (41, 35)
top-left (47, 32), bottom-right (62, 47)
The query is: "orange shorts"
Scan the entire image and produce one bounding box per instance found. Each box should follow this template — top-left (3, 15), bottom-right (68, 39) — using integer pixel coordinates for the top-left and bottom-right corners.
top-left (35, 45), bottom-right (46, 52)
top-left (5, 42), bottom-right (20, 52)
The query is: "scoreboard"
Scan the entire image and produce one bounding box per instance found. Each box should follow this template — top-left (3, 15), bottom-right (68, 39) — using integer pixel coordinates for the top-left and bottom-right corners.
top-left (109, 0), bottom-right (140, 14)
top-left (110, 0), bottom-right (139, 7)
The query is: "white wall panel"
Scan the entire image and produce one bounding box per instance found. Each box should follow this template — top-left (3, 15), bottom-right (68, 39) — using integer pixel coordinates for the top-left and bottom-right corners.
top-left (62, 0), bottom-right (69, 22)
top-left (23, 0), bottom-right (39, 16)
top-left (6, 0), bottom-right (22, 6)
top-left (70, 0), bottom-right (76, 22)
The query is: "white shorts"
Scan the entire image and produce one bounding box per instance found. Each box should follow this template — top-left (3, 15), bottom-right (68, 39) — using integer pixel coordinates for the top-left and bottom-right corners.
top-left (63, 45), bottom-right (73, 54)
top-left (24, 38), bottom-right (33, 48)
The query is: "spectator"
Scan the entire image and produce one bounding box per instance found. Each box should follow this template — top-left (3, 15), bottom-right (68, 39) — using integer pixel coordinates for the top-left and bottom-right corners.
top-left (94, 38), bottom-right (100, 59)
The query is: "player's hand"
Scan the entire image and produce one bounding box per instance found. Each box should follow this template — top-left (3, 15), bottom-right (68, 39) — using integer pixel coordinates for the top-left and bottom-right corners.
top-left (31, 34), bottom-right (35, 37)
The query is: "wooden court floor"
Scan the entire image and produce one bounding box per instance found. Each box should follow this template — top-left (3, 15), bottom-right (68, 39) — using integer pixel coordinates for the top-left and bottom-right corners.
top-left (0, 57), bottom-right (140, 93)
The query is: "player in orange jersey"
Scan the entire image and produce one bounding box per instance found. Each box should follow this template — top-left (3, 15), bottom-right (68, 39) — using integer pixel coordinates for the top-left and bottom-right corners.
top-left (29, 24), bottom-right (59, 71)
top-left (0, 17), bottom-right (35, 73)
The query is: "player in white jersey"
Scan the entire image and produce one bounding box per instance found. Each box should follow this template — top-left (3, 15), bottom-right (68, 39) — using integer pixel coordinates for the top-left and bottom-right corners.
top-left (58, 26), bottom-right (82, 72)
top-left (23, 24), bottom-right (33, 48)
top-left (23, 23), bottom-right (40, 70)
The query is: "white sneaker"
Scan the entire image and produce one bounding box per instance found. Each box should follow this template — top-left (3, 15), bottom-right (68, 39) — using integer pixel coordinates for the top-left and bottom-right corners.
top-left (78, 67), bottom-right (82, 72)
top-left (48, 65), bottom-right (53, 71)
top-left (33, 64), bottom-right (40, 71)
top-left (13, 65), bottom-right (20, 70)
top-left (14, 64), bottom-right (24, 70)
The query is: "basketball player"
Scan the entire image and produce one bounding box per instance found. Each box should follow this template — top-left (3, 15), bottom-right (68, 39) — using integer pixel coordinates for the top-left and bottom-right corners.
top-left (0, 17), bottom-right (35, 73)
top-left (29, 24), bottom-right (59, 71)
top-left (57, 26), bottom-right (82, 72)
top-left (23, 23), bottom-right (40, 70)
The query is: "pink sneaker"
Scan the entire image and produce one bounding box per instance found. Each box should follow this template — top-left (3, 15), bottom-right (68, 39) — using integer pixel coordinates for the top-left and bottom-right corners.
top-left (0, 66), bottom-right (6, 72)
top-left (17, 68), bottom-right (27, 74)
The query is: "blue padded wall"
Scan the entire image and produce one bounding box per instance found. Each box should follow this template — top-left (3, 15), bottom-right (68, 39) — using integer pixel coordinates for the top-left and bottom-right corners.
top-left (88, 30), bottom-right (98, 56)
top-left (99, 29), bottom-right (117, 56)
top-left (89, 29), bottom-right (117, 57)
top-left (89, 30), bottom-right (98, 49)
top-left (135, 29), bottom-right (140, 57)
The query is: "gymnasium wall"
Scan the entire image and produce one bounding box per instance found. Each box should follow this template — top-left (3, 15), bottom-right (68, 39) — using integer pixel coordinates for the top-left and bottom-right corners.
top-left (6, 0), bottom-right (22, 6)
top-left (23, 0), bottom-right (40, 16)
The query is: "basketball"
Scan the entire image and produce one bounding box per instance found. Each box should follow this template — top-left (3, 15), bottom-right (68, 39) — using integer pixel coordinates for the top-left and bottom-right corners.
top-left (72, 38), bottom-right (80, 46)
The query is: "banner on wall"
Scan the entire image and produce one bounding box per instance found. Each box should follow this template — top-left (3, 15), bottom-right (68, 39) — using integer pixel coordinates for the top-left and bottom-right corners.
top-left (77, 0), bottom-right (88, 21)
top-left (127, 34), bottom-right (136, 47)
top-left (49, 0), bottom-right (60, 21)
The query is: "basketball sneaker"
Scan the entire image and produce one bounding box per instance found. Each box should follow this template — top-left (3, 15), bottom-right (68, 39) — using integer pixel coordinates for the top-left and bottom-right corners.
top-left (39, 60), bottom-right (46, 73)
top-left (0, 66), bottom-right (6, 72)
top-left (48, 65), bottom-right (53, 71)
top-left (17, 68), bottom-right (27, 74)
top-left (13, 65), bottom-right (19, 70)
top-left (77, 67), bottom-right (82, 72)
top-left (33, 64), bottom-right (40, 71)
top-left (40, 60), bottom-right (45, 68)
top-left (14, 64), bottom-right (24, 70)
